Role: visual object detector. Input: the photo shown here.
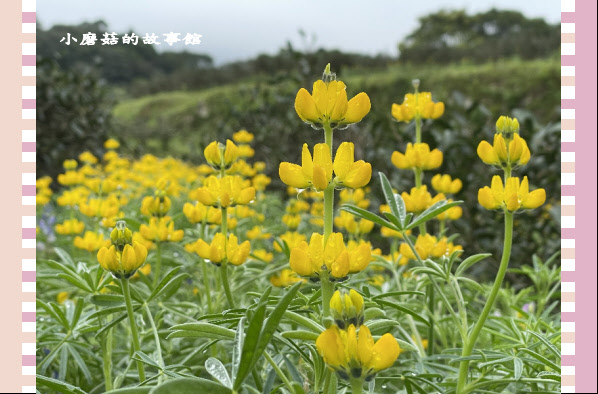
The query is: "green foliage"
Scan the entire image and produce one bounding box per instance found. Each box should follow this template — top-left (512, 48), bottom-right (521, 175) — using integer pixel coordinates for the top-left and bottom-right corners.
top-left (37, 58), bottom-right (114, 181)
top-left (398, 9), bottom-right (560, 64)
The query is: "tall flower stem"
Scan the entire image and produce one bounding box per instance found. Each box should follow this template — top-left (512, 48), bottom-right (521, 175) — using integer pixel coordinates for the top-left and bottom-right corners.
top-left (152, 241), bottom-right (162, 287)
top-left (101, 322), bottom-right (113, 391)
top-left (456, 211), bottom-right (514, 393)
top-left (121, 278), bottom-right (146, 382)
top-left (351, 379), bottom-right (364, 394)
top-left (144, 303), bottom-right (165, 384)
top-left (220, 207), bottom-right (235, 309)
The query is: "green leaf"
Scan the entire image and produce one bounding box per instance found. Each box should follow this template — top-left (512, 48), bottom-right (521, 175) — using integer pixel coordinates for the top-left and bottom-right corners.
top-left (167, 323), bottom-right (236, 340)
top-left (364, 319), bottom-right (400, 334)
top-left (376, 299), bottom-right (430, 327)
top-left (455, 253), bottom-right (492, 277)
top-left (526, 330), bottom-right (561, 358)
top-left (149, 273), bottom-right (190, 302)
top-left (281, 330), bottom-right (320, 341)
top-left (233, 287), bottom-right (271, 390)
top-left (283, 311), bottom-right (324, 333)
top-left (405, 200), bottom-right (462, 231)
top-left (37, 299), bottom-right (69, 329)
top-left (105, 388), bottom-right (152, 394)
top-left (518, 348), bottom-right (560, 372)
top-left (231, 317), bottom-right (245, 383)
top-left (396, 339), bottom-right (418, 352)
top-left (149, 378), bottom-right (231, 394)
top-left (379, 172), bottom-right (405, 229)
top-left (133, 351), bottom-right (161, 369)
top-left (146, 267), bottom-right (182, 303)
top-left (36, 374), bottom-right (88, 394)
top-left (89, 294), bottom-right (125, 308)
top-left (54, 247), bottom-right (76, 267)
top-left (340, 204), bottom-right (398, 231)
top-left (57, 273), bottom-right (94, 293)
top-left (205, 357), bottom-right (232, 389)
top-left (513, 357), bottom-right (523, 380)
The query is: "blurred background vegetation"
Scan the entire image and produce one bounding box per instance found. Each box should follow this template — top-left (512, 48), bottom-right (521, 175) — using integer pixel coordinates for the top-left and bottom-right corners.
top-left (37, 8), bottom-right (560, 282)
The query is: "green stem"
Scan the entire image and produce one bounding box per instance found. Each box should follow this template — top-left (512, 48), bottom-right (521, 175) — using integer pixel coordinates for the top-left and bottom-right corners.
top-left (153, 241), bottom-right (162, 287)
top-left (264, 352), bottom-right (294, 393)
top-left (456, 212), bottom-right (513, 393)
top-left (323, 186), bottom-right (334, 242)
top-left (320, 272), bottom-right (335, 320)
top-left (201, 258), bottom-right (214, 314)
top-left (427, 285), bottom-right (435, 355)
top-left (324, 124), bottom-right (333, 153)
top-left (351, 378), bottom-right (364, 394)
top-left (220, 207), bottom-right (235, 309)
top-left (144, 303), bottom-right (165, 384)
top-left (102, 323), bottom-right (113, 391)
top-left (121, 278), bottom-right (146, 382)
top-left (415, 115), bottom-right (422, 144)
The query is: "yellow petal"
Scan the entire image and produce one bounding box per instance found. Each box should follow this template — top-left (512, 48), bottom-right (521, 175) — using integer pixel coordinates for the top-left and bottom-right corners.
top-left (312, 165), bottom-right (329, 191)
top-left (369, 333), bottom-right (401, 371)
top-left (204, 141), bottom-right (221, 166)
top-left (342, 161), bottom-right (372, 189)
top-left (343, 93), bottom-right (371, 124)
top-left (313, 144), bottom-right (333, 181)
top-left (224, 139), bottom-right (239, 166)
top-left (295, 88), bottom-right (320, 122)
top-left (316, 326), bottom-right (346, 367)
top-left (329, 87), bottom-right (348, 123)
top-left (290, 243), bottom-right (314, 276)
top-left (348, 243), bottom-right (371, 273)
top-left (432, 102), bottom-right (445, 118)
top-left (493, 134), bottom-right (508, 162)
top-left (477, 140), bottom-right (498, 165)
top-left (331, 250), bottom-right (350, 278)
top-left (236, 187), bottom-right (255, 205)
top-left (522, 189), bottom-right (546, 209)
top-left (279, 163), bottom-right (310, 189)
top-left (357, 324), bottom-right (374, 366)
top-left (391, 151), bottom-right (408, 169)
top-left (301, 143), bottom-right (313, 179)
top-left (425, 149), bottom-right (443, 169)
top-left (478, 187), bottom-right (498, 210)
top-left (133, 242), bottom-right (148, 265)
top-left (121, 244), bottom-right (139, 272)
top-left (333, 142), bottom-right (354, 179)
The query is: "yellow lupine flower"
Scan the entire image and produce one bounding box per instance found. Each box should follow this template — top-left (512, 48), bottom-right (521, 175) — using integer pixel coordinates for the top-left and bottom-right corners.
top-left (252, 249), bottom-right (273, 263)
top-left (73, 231), bottom-right (110, 252)
top-left (270, 269), bottom-right (306, 287)
top-left (252, 174), bottom-right (271, 192)
top-left (63, 159), bottom-right (78, 170)
top-left (478, 176), bottom-right (546, 212)
top-left (237, 145), bottom-right (255, 158)
top-left (55, 219), bottom-right (85, 235)
top-left (56, 291), bottom-right (69, 304)
top-left (333, 142), bottom-right (372, 189)
top-left (316, 324), bottom-right (401, 381)
top-left (282, 214), bottom-right (302, 230)
top-left (141, 195), bottom-right (171, 217)
top-left (194, 233), bottom-right (251, 266)
top-left (295, 65), bottom-right (371, 129)
top-left (104, 139), bottom-right (120, 149)
top-left (232, 129), bottom-right (254, 144)
top-left (339, 188), bottom-right (370, 209)
top-left (139, 216), bottom-right (184, 243)
top-left (289, 232), bottom-right (369, 279)
top-left (97, 242), bottom-right (148, 279)
top-left (279, 143), bottom-right (333, 191)
top-left (431, 174), bottom-right (462, 195)
top-left (274, 231), bottom-right (307, 252)
top-left (330, 289), bottom-right (365, 329)
top-left (401, 186), bottom-right (432, 213)
top-left (204, 140), bottom-right (239, 169)
top-left (78, 151), bottom-right (98, 164)
top-left (391, 92), bottom-right (444, 122)
top-left (391, 143), bottom-right (443, 171)
top-left (430, 193), bottom-right (462, 221)
top-left (57, 170), bottom-right (85, 186)
top-left (477, 133), bottom-right (530, 168)
top-left (195, 175), bottom-right (255, 208)
top-left (495, 115), bottom-right (520, 136)
top-left (399, 234), bottom-right (462, 265)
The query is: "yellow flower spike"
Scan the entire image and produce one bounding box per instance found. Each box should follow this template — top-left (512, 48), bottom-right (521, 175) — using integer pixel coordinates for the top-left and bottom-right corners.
top-left (269, 269), bottom-right (306, 287)
top-left (479, 175), bottom-right (545, 212)
top-left (348, 242), bottom-right (372, 273)
top-left (333, 142), bottom-right (372, 189)
top-left (294, 65), bottom-right (370, 129)
top-left (63, 159), bottom-right (78, 170)
top-left (55, 219), bottom-right (85, 235)
top-left (104, 138), bottom-right (120, 149)
top-left (226, 234), bottom-right (251, 266)
top-left (317, 323), bottom-right (401, 381)
top-left (280, 144), bottom-right (332, 192)
top-left (392, 92), bottom-right (444, 122)
top-left (401, 186), bottom-right (432, 213)
top-left (431, 174), bottom-right (462, 195)
top-left (232, 129), bottom-right (254, 144)
top-left (74, 231), bottom-right (110, 252)
top-left (391, 143), bottom-right (443, 171)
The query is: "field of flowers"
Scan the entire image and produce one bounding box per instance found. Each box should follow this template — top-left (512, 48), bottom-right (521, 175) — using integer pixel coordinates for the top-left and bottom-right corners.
top-left (36, 65), bottom-right (561, 394)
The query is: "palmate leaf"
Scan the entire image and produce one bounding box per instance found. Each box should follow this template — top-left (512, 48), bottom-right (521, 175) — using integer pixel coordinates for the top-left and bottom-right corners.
top-left (405, 200), bottom-right (463, 231)
top-left (340, 204), bottom-right (399, 231)
top-left (36, 374), bottom-right (87, 394)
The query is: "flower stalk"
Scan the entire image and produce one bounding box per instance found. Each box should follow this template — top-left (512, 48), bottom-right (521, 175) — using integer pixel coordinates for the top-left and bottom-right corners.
top-left (120, 278), bottom-right (146, 382)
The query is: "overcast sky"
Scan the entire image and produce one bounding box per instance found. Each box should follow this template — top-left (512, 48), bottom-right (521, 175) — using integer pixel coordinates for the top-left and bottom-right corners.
top-left (38, 0), bottom-right (560, 65)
